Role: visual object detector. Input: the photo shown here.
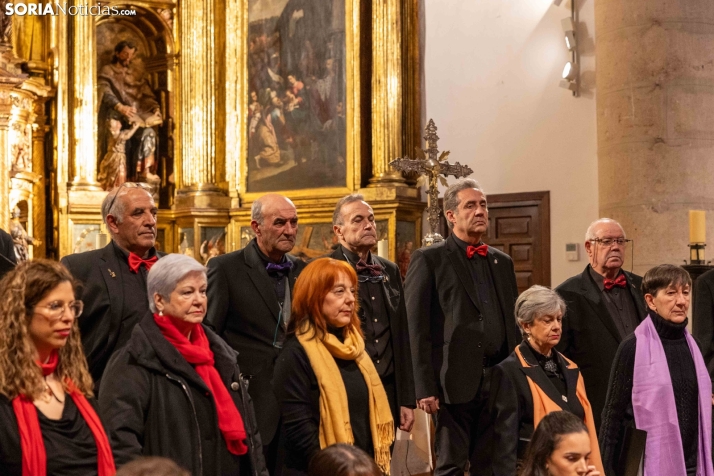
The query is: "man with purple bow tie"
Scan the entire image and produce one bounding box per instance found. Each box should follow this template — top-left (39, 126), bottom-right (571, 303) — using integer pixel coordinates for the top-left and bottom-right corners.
top-left (206, 193), bottom-right (306, 474)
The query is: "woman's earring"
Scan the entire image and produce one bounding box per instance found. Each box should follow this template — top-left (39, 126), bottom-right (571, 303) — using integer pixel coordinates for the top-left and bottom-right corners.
top-left (159, 310), bottom-right (163, 316)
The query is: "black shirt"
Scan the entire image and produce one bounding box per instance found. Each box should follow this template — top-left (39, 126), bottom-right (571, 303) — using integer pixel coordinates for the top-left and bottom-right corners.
top-left (340, 246), bottom-right (394, 378)
top-left (523, 339), bottom-right (567, 398)
top-left (113, 242), bottom-right (156, 348)
top-left (38, 397), bottom-right (99, 476)
top-left (589, 267), bottom-right (640, 339)
top-left (251, 239), bottom-right (289, 317)
top-left (451, 235), bottom-right (508, 361)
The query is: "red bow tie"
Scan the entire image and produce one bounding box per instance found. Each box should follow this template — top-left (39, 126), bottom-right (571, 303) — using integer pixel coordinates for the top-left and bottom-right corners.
top-left (603, 274), bottom-right (626, 290)
top-left (466, 244), bottom-right (488, 259)
top-left (128, 253), bottom-right (158, 273)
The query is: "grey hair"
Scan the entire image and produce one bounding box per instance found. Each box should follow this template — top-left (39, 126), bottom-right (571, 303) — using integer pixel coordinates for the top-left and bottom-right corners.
top-left (146, 254), bottom-right (206, 313)
top-left (514, 285), bottom-right (566, 337)
top-left (585, 218), bottom-right (626, 242)
top-left (333, 194), bottom-right (365, 226)
top-left (251, 199), bottom-right (264, 225)
top-left (101, 183), bottom-right (153, 225)
top-left (442, 179), bottom-right (483, 229)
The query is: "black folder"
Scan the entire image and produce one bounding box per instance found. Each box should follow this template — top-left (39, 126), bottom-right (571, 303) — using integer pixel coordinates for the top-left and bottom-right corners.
top-left (616, 427), bottom-right (647, 476)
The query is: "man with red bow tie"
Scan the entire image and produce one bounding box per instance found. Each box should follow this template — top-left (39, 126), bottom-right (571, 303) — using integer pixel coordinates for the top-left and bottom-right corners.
top-left (405, 179), bottom-right (519, 476)
top-left (555, 218), bottom-right (646, 431)
top-left (61, 182), bottom-right (163, 389)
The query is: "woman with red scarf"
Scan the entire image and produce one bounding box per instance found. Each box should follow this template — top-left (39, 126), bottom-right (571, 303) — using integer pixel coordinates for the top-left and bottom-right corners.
top-left (0, 260), bottom-right (116, 476)
top-left (99, 253), bottom-right (268, 475)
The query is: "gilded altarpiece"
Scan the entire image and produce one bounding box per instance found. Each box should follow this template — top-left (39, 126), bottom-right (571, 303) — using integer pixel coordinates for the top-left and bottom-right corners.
top-left (7, 0), bottom-right (424, 263)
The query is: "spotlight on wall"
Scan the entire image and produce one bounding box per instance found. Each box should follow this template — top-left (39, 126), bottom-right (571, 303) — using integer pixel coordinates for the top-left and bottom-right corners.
top-left (559, 80), bottom-right (577, 92)
top-left (561, 61), bottom-right (578, 81)
top-left (561, 18), bottom-right (576, 50)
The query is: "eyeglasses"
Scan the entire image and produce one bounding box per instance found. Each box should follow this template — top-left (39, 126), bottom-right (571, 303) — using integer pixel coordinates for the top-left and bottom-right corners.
top-left (34, 300), bottom-right (84, 320)
top-left (589, 238), bottom-right (632, 247)
top-left (106, 182), bottom-right (152, 217)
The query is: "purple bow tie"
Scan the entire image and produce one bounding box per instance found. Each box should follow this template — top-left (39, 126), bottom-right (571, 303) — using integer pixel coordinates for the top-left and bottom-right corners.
top-left (266, 260), bottom-right (293, 277)
top-left (356, 259), bottom-right (383, 277)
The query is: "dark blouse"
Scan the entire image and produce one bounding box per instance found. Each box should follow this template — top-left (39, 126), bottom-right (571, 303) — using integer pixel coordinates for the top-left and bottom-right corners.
top-left (273, 333), bottom-right (373, 474)
top-left (600, 312), bottom-right (699, 475)
top-left (38, 397), bottom-right (99, 476)
top-left (524, 339), bottom-right (567, 398)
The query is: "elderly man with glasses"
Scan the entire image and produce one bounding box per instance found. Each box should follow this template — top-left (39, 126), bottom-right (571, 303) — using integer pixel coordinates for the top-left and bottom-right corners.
top-left (61, 182), bottom-right (162, 389)
top-left (555, 217), bottom-right (646, 431)
top-left (329, 194), bottom-right (416, 434)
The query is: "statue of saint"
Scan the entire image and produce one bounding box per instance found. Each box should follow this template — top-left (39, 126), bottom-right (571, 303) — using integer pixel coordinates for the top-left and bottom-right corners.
top-left (97, 40), bottom-right (162, 186)
top-left (9, 207), bottom-right (40, 262)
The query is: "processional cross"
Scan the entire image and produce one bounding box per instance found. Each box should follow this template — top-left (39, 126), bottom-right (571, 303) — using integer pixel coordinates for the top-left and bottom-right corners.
top-left (390, 119), bottom-right (473, 246)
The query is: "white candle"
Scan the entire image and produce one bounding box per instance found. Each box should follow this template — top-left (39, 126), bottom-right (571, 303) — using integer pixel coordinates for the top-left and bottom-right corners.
top-left (377, 239), bottom-right (389, 259)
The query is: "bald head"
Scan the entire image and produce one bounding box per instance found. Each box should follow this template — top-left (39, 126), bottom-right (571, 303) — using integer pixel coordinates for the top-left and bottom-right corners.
top-left (250, 194), bottom-right (298, 262)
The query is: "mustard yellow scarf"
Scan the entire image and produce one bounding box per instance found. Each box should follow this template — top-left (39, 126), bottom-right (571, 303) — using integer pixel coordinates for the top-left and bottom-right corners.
top-left (296, 323), bottom-right (394, 474)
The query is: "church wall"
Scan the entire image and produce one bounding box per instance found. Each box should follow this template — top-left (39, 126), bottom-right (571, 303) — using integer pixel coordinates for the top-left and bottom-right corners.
top-left (424, 0), bottom-right (598, 287)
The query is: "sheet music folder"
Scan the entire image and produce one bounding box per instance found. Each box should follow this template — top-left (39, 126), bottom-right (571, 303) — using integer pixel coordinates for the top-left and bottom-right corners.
top-left (616, 427), bottom-right (647, 476)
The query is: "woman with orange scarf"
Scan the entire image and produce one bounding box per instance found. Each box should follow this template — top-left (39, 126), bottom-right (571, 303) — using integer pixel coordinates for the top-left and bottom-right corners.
top-left (0, 260), bottom-right (115, 476)
top-left (489, 285), bottom-right (602, 476)
top-left (99, 253), bottom-right (267, 475)
top-left (273, 258), bottom-right (394, 475)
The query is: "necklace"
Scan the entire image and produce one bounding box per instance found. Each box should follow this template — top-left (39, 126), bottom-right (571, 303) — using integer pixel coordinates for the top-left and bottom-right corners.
top-left (44, 376), bottom-right (65, 404)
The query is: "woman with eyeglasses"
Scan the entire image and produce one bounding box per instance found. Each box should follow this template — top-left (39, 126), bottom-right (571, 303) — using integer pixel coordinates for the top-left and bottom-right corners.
top-left (99, 253), bottom-right (268, 475)
top-left (489, 285), bottom-right (603, 476)
top-left (0, 259), bottom-right (116, 476)
top-left (273, 258), bottom-right (394, 475)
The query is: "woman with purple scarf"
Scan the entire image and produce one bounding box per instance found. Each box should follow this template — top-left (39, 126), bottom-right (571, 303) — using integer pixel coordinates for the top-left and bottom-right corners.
top-left (600, 264), bottom-right (714, 476)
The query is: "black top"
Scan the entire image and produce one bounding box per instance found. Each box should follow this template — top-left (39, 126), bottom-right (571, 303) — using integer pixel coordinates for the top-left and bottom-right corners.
top-left (273, 333), bottom-right (373, 474)
top-left (340, 246), bottom-right (394, 378)
top-left (39, 397), bottom-right (99, 476)
top-left (112, 242), bottom-right (155, 348)
top-left (451, 235), bottom-right (508, 361)
top-left (252, 239), bottom-right (290, 307)
top-left (600, 311), bottom-right (699, 475)
top-left (523, 339), bottom-right (567, 398)
top-left (589, 268), bottom-right (640, 339)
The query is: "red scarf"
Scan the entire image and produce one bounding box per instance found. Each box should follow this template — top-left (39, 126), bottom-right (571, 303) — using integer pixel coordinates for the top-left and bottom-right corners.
top-left (153, 313), bottom-right (248, 455)
top-left (11, 351), bottom-right (116, 476)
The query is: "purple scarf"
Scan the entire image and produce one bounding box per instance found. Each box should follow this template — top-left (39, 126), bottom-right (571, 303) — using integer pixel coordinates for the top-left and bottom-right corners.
top-left (633, 315), bottom-right (713, 476)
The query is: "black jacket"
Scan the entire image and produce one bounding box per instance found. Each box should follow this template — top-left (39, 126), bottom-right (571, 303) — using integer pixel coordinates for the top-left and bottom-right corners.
top-left (60, 244), bottom-right (165, 384)
top-left (555, 265), bottom-right (645, 431)
top-left (489, 341), bottom-right (586, 476)
top-left (693, 268), bottom-right (714, 376)
top-left (0, 227), bottom-right (16, 282)
top-left (99, 312), bottom-right (268, 476)
top-left (328, 247), bottom-right (416, 408)
top-left (205, 239), bottom-right (306, 444)
top-left (0, 394), bottom-right (106, 476)
top-left (405, 235), bottom-right (519, 404)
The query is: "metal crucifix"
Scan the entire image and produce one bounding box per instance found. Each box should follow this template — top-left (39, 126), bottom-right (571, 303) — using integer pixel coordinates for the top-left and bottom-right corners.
top-left (390, 119), bottom-right (473, 246)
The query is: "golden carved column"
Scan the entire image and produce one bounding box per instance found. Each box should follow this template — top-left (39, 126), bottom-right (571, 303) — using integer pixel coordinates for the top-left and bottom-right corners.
top-left (369, 0), bottom-right (405, 186)
top-left (29, 93), bottom-right (50, 257)
top-left (67, 0), bottom-right (99, 190)
top-left (0, 93), bottom-right (11, 230)
top-left (175, 0), bottom-right (229, 209)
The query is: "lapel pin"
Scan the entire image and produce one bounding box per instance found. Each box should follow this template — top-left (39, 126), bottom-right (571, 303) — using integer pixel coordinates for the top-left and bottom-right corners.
top-left (108, 268), bottom-right (116, 278)
top-left (494, 259), bottom-right (498, 264)
top-left (562, 395), bottom-right (568, 402)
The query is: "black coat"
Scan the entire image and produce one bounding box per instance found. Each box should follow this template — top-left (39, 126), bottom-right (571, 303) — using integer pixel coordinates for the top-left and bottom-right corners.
top-left (405, 235), bottom-right (519, 404)
top-left (555, 265), bottom-right (645, 431)
top-left (205, 239), bottom-right (307, 444)
top-left (0, 227), bottom-right (16, 282)
top-left (328, 247), bottom-right (416, 408)
top-left (99, 313), bottom-right (268, 476)
top-left (489, 341), bottom-right (586, 476)
top-left (693, 268), bottom-right (714, 376)
top-left (0, 394), bottom-right (107, 476)
top-left (60, 243), bottom-right (165, 384)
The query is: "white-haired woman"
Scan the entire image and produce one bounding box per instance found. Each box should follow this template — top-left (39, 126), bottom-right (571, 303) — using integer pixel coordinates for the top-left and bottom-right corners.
top-left (489, 285), bottom-right (602, 476)
top-left (99, 253), bottom-right (268, 475)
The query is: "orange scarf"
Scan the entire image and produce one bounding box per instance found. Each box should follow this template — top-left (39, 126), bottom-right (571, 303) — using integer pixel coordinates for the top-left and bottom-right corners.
top-left (515, 345), bottom-right (604, 474)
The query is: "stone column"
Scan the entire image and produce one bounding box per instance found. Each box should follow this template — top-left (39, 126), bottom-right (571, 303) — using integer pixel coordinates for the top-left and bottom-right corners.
top-left (596, 0), bottom-right (714, 274)
top-left (175, 0), bottom-right (229, 209)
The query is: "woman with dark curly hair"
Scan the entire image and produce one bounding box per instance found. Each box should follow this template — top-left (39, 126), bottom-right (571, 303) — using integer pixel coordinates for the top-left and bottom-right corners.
top-left (0, 259), bottom-right (115, 476)
top-left (520, 411), bottom-right (600, 476)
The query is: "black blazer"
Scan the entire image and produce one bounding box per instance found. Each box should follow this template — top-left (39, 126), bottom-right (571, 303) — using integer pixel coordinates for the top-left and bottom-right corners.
top-left (405, 235), bottom-right (519, 404)
top-left (328, 247), bottom-right (416, 408)
top-left (693, 268), bottom-right (714, 376)
top-left (555, 265), bottom-right (645, 431)
top-left (60, 243), bottom-right (165, 385)
top-left (489, 342), bottom-right (585, 476)
top-left (0, 228), bottom-right (16, 282)
top-left (205, 239), bottom-right (307, 444)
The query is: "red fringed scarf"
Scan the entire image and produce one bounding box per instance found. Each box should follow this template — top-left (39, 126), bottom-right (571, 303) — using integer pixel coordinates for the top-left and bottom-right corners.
top-left (11, 351), bottom-right (116, 476)
top-left (153, 313), bottom-right (248, 455)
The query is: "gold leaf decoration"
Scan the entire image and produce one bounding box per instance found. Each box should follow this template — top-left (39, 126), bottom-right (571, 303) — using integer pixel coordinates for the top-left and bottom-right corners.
top-left (438, 151), bottom-right (450, 162)
top-left (415, 147), bottom-right (427, 161)
top-left (416, 175), bottom-right (428, 188)
top-left (439, 176), bottom-right (448, 187)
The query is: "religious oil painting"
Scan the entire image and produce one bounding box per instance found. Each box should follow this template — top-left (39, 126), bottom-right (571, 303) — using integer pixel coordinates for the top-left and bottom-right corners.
top-left (246, 0), bottom-right (348, 193)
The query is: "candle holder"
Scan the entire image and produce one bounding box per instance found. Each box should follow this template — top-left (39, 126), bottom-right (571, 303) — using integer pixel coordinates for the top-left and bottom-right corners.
top-left (688, 242), bottom-right (707, 265)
